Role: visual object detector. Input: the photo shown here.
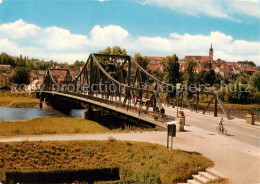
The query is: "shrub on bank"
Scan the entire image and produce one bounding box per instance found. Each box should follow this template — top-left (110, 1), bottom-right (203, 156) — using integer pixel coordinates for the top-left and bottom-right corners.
top-left (0, 141), bottom-right (213, 183)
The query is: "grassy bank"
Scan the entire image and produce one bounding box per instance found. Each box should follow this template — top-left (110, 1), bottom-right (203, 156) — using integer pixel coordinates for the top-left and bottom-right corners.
top-left (0, 92), bottom-right (39, 108)
top-left (0, 140), bottom-right (213, 183)
top-left (199, 103), bottom-right (260, 111)
top-left (0, 117), bottom-right (153, 136)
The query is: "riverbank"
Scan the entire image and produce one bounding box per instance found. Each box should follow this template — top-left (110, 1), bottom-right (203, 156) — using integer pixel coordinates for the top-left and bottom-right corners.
top-left (0, 140), bottom-right (213, 183)
top-left (0, 92), bottom-right (39, 108)
top-left (0, 117), bottom-right (154, 136)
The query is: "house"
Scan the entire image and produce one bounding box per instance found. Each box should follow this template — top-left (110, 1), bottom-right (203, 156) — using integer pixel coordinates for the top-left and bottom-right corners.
top-left (0, 73), bottom-right (9, 88)
top-left (50, 70), bottom-right (67, 83)
top-left (147, 63), bottom-right (164, 72)
top-left (214, 65), bottom-right (233, 78)
top-left (30, 70), bottom-right (46, 84)
top-left (146, 56), bottom-right (164, 65)
top-left (27, 80), bottom-right (40, 91)
top-left (232, 67), bottom-right (242, 75)
top-left (0, 65), bottom-right (11, 71)
top-left (245, 68), bottom-right (256, 75)
top-left (145, 56), bottom-right (165, 72)
top-left (216, 59), bottom-right (226, 65)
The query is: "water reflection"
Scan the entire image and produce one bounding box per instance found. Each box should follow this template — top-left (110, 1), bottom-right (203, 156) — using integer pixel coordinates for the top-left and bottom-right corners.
top-left (0, 107), bottom-right (85, 122)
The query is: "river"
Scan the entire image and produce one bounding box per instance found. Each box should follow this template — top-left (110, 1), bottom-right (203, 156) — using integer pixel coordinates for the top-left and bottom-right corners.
top-left (0, 107), bottom-right (85, 121)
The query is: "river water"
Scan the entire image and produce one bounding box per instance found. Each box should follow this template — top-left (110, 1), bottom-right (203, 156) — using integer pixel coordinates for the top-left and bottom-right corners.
top-left (0, 107), bottom-right (85, 122)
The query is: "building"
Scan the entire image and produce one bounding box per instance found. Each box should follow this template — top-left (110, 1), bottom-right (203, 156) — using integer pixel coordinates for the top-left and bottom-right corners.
top-left (183, 45), bottom-right (214, 69)
top-left (49, 70), bottom-right (67, 83)
top-left (214, 65), bottom-right (233, 78)
top-left (0, 65), bottom-right (11, 71)
top-left (145, 56), bottom-right (165, 72)
top-left (30, 70), bottom-right (46, 85)
top-left (146, 56), bottom-right (164, 65)
top-left (245, 68), bottom-right (256, 75)
top-left (147, 64), bottom-right (164, 72)
top-left (0, 73), bottom-right (9, 88)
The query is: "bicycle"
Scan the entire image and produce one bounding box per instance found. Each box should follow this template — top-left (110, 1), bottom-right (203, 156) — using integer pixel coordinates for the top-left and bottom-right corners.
top-left (216, 125), bottom-right (227, 135)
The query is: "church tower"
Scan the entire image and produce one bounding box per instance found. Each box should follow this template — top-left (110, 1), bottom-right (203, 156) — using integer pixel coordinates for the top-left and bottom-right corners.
top-left (209, 44), bottom-right (213, 68)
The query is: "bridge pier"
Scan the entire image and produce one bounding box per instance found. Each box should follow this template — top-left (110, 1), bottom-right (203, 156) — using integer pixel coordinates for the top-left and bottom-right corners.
top-left (39, 97), bottom-right (49, 109)
top-left (83, 107), bottom-right (101, 122)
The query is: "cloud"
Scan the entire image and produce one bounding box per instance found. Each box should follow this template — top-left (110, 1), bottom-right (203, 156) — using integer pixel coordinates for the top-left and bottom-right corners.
top-left (0, 19), bottom-right (259, 65)
top-left (138, 0), bottom-right (260, 20)
top-left (90, 25), bottom-right (129, 48)
top-left (0, 0), bottom-right (2, 4)
top-left (96, 0), bottom-right (109, 2)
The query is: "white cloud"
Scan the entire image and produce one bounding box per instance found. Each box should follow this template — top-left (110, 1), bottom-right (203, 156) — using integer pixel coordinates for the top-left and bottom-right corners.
top-left (0, 0), bottom-right (2, 4)
top-left (90, 25), bottom-right (129, 48)
top-left (0, 19), bottom-right (259, 65)
top-left (139, 0), bottom-right (260, 20)
top-left (96, 0), bottom-right (109, 2)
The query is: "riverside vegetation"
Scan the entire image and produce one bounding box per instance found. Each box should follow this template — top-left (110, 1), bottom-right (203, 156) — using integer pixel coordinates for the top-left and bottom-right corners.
top-left (0, 92), bottom-right (39, 108)
top-left (0, 140), bottom-right (213, 183)
top-left (0, 117), bottom-right (154, 136)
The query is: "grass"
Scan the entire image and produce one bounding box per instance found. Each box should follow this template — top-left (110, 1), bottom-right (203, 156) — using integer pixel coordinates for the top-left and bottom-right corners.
top-left (0, 92), bottom-right (39, 108)
top-left (0, 140), bottom-right (213, 183)
top-left (0, 117), bottom-right (153, 136)
top-left (199, 103), bottom-right (260, 111)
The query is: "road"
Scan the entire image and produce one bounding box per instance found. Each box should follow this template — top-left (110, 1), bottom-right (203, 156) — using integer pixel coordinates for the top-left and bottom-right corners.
top-left (165, 106), bottom-right (260, 148)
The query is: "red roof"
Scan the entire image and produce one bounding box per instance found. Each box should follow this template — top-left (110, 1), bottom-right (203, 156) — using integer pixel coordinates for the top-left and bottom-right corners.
top-left (184, 56), bottom-right (203, 60)
top-left (147, 64), bottom-right (162, 71)
top-left (220, 65), bottom-right (232, 70)
top-left (246, 68), bottom-right (256, 72)
top-left (201, 56), bottom-right (209, 62)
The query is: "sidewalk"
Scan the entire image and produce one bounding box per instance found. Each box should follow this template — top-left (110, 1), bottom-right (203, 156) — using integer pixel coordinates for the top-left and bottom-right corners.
top-left (1, 125), bottom-right (259, 184)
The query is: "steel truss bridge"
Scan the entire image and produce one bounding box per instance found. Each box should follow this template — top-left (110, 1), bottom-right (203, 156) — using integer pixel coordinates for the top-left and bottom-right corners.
top-left (37, 53), bottom-right (230, 129)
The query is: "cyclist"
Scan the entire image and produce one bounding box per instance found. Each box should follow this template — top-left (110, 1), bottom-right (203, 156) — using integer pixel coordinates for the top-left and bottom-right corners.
top-left (219, 118), bottom-right (224, 133)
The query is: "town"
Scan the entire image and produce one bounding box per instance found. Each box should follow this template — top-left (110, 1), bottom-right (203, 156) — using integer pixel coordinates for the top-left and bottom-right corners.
top-left (0, 45), bottom-right (259, 92)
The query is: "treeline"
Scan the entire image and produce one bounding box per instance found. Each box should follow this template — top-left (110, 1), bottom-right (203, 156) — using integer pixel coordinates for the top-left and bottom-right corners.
top-left (0, 52), bottom-right (59, 70)
top-left (218, 72), bottom-right (260, 104)
top-left (0, 52), bottom-right (64, 85)
top-left (1, 47), bottom-right (259, 104)
top-left (237, 60), bottom-right (256, 67)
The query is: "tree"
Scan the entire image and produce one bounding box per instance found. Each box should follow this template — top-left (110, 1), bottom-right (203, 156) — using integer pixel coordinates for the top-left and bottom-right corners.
top-left (99, 46), bottom-right (127, 55)
top-left (17, 54), bottom-right (26, 67)
top-left (218, 83), bottom-right (257, 104)
top-left (11, 67), bottom-right (30, 85)
top-left (133, 53), bottom-right (149, 82)
top-left (184, 59), bottom-right (196, 86)
top-left (163, 54), bottom-right (180, 85)
top-left (0, 52), bottom-right (16, 66)
top-left (134, 53), bottom-right (149, 69)
top-left (251, 72), bottom-right (260, 91)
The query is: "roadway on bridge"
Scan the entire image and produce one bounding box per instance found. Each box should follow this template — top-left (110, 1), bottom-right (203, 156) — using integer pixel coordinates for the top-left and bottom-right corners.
top-left (165, 106), bottom-right (260, 148)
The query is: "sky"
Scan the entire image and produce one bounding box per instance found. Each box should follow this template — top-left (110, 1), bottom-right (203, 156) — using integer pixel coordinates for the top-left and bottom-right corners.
top-left (0, 0), bottom-right (259, 65)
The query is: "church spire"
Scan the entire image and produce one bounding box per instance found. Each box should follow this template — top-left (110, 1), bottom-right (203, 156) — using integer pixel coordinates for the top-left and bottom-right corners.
top-left (209, 44), bottom-right (213, 69)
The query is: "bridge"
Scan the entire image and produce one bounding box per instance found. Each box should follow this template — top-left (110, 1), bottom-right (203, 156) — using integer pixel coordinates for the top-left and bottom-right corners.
top-left (36, 53), bottom-right (230, 129)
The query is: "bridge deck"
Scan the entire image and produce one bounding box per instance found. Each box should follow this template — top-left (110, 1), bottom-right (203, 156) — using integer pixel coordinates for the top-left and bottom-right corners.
top-left (38, 91), bottom-right (177, 129)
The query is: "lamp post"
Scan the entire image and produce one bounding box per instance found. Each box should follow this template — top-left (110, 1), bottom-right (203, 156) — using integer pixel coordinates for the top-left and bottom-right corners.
top-left (176, 83), bottom-right (181, 118)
